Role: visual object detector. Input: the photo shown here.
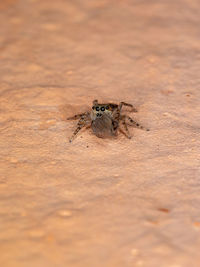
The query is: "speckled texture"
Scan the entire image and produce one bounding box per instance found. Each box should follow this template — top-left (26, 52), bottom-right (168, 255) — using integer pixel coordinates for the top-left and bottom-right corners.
top-left (0, 0), bottom-right (200, 266)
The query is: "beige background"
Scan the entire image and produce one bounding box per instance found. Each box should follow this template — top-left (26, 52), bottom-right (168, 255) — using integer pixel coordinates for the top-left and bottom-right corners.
top-left (0, 0), bottom-right (200, 266)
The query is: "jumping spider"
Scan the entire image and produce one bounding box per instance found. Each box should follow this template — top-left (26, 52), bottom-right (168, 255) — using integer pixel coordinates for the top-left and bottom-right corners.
top-left (67, 99), bottom-right (149, 142)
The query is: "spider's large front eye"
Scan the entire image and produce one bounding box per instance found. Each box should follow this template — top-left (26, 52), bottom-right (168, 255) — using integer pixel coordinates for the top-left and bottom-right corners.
top-left (101, 107), bottom-right (105, 111)
top-left (96, 106), bottom-right (100, 111)
top-left (106, 106), bottom-right (109, 110)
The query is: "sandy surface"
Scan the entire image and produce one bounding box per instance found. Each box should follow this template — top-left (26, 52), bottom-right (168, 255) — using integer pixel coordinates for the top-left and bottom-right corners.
top-left (0, 0), bottom-right (200, 266)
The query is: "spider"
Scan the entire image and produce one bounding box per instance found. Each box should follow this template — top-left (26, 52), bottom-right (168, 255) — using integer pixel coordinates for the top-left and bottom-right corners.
top-left (67, 99), bottom-right (149, 142)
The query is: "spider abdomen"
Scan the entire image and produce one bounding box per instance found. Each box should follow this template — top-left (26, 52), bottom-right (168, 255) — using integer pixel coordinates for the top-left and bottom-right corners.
top-left (91, 114), bottom-right (117, 138)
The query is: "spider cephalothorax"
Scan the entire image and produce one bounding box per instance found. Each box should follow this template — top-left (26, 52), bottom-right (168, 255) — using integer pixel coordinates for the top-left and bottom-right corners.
top-left (67, 99), bottom-right (149, 142)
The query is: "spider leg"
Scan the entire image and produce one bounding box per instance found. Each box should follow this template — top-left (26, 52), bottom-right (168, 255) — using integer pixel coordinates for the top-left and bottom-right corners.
top-left (68, 112), bottom-right (91, 142)
top-left (120, 117), bottom-right (132, 139)
top-left (112, 105), bottom-right (121, 123)
top-left (124, 115), bottom-right (150, 131)
top-left (93, 99), bottom-right (98, 105)
top-left (119, 102), bottom-right (138, 112)
top-left (113, 101), bottom-right (137, 124)
top-left (69, 123), bottom-right (85, 142)
top-left (67, 112), bottom-right (90, 120)
top-left (69, 117), bottom-right (91, 142)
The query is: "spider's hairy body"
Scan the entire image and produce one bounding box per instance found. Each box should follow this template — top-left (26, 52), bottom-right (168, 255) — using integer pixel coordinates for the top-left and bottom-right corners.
top-left (67, 99), bottom-right (149, 142)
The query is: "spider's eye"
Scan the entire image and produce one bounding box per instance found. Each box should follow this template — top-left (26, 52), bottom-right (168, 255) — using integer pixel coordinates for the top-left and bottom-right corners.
top-left (101, 107), bottom-right (105, 111)
top-left (92, 106), bottom-right (95, 110)
top-left (106, 106), bottom-right (109, 110)
top-left (96, 106), bottom-right (100, 111)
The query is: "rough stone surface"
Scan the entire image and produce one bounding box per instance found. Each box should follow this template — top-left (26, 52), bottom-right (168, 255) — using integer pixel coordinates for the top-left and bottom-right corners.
top-left (0, 0), bottom-right (200, 266)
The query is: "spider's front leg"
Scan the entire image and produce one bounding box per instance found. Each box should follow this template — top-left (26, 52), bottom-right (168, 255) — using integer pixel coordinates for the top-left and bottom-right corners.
top-left (67, 112), bottom-right (90, 120)
top-left (93, 99), bottom-right (98, 105)
top-left (119, 102), bottom-right (138, 113)
top-left (69, 114), bottom-right (91, 142)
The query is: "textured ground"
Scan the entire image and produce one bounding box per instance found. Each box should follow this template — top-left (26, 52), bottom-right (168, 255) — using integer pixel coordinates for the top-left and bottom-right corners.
top-left (0, 0), bottom-right (200, 266)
